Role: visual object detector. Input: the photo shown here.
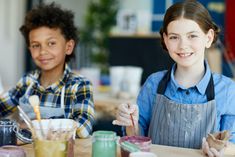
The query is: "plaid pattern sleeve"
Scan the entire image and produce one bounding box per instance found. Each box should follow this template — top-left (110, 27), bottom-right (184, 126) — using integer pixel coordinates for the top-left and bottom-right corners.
top-left (69, 75), bottom-right (95, 138)
top-left (0, 74), bottom-right (30, 117)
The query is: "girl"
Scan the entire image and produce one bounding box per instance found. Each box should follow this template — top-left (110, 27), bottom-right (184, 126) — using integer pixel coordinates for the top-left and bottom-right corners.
top-left (113, 1), bottom-right (235, 156)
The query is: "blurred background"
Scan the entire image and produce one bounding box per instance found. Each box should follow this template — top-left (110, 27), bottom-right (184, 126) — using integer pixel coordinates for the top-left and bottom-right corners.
top-left (0, 0), bottom-right (234, 136)
top-left (0, 0), bottom-right (234, 91)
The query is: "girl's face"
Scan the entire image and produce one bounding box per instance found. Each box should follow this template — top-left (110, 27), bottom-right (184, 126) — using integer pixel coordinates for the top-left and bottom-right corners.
top-left (29, 27), bottom-right (74, 73)
top-left (163, 18), bottom-right (214, 68)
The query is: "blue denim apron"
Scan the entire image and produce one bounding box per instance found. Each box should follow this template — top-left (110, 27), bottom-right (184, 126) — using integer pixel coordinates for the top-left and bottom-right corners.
top-left (148, 69), bottom-right (216, 149)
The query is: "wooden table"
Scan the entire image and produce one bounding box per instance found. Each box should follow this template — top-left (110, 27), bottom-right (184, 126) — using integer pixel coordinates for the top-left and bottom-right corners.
top-left (20, 138), bottom-right (235, 157)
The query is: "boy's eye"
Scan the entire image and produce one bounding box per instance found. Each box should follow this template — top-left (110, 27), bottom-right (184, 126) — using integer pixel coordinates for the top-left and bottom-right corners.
top-left (48, 41), bottom-right (56, 47)
top-left (30, 44), bottom-right (40, 49)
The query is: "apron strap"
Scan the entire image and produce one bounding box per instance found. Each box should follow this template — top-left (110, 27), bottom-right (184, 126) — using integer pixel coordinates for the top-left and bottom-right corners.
top-left (156, 70), bottom-right (171, 95)
top-left (205, 75), bottom-right (215, 101)
top-left (60, 72), bottom-right (70, 109)
top-left (60, 86), bottom-right (65, 109)
top-left (157, 68), bottom-right (215, 101)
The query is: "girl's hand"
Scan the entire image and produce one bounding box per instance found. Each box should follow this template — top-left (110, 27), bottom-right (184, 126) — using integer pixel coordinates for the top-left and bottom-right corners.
top-left (202, 137), bottom-right (226, 157)
top-left (112, 103), bottom-right (139, 127)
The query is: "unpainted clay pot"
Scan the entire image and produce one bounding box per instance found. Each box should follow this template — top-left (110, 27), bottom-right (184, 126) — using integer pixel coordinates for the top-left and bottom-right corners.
top-left (206, 130), bottom-right (231, 151)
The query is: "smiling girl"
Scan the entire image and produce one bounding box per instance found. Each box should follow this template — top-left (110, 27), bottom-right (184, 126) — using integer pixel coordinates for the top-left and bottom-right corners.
top-left (113, 1), bottom-right (235, 156)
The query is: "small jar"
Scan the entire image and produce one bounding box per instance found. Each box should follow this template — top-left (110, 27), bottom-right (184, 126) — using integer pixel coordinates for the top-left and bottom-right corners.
top-left (92, 131), bottom-right (117, 157)
top-left (0, 145), bottom-right (26, 157)
top-left (0, 119), bottom-right (17, 146)
top-left (119, 136), bottom-right (152, 157)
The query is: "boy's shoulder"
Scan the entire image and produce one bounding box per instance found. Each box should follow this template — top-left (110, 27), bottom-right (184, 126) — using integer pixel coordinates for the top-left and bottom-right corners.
top-left (18, 70), bottom-right (39, 84)
top-left (66, 71), bottom-right (92, 86)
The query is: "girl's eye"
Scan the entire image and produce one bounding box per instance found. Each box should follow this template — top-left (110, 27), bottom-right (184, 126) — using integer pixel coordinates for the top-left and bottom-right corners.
top-left (169, 36), bottom-right (178, 40)
top-left (189, 34), bottom-right (198, 39)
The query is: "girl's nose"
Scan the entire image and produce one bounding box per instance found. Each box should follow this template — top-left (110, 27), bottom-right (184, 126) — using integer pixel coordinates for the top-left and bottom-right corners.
top-left (179, 37), bottom-right (189, 50)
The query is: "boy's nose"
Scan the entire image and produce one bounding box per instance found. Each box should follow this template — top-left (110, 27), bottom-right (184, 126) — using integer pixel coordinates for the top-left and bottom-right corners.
top-left (39, 47), bottom-right (48, 55)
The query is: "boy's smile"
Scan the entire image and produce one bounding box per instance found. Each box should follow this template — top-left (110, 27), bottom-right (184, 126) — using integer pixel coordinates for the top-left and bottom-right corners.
top-left (28, 26), bottom-right (74, 87)
top-left (29, 26), bottom-right (72, 72)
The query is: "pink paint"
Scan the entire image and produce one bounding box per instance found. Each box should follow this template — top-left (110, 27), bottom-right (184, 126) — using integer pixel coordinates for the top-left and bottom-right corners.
top-left (0, 145), bottom-right (26, 157)
top-left (119, 136), bottom-right (151, 157)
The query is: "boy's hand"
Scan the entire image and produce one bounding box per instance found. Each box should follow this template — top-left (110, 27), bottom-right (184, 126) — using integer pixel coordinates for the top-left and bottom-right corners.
top-left (202, 137), bottom-right (225, 157)
top-left (112, 103), bottom-right (139, 127)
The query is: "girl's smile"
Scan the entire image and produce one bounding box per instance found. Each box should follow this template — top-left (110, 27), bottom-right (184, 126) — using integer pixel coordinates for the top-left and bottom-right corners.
top-left (176, 52), bottom-right (194, 58)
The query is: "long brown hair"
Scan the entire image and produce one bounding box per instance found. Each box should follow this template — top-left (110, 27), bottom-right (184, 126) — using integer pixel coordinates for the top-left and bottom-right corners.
top-left (160, 0), bottom-right (220, 51)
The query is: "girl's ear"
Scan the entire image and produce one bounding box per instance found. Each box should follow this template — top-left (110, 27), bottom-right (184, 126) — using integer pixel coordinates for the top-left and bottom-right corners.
top-left (65, 40), bottom-right (75, 55)
top-left (163, 33), bottom-right (168, 49)
top-left (205, 29), bottom-right (214, 48)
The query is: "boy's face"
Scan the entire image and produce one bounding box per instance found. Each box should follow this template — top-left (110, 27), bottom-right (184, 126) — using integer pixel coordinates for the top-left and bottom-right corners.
top-left (163, 18), bottom-right (214, 69)
top-left (28, 27), bottom-right (74, 72)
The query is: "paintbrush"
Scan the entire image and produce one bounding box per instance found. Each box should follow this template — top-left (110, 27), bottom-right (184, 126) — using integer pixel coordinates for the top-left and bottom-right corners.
top-left (29, 95), bottom-right (45, 139)
top-left (128, 103), bottom-right (136, 135)
top-left (29, 95), bottom-right (41, 120)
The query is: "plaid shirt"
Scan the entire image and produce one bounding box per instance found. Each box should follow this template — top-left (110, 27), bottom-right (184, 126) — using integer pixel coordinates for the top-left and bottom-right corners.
top-left (0, 65), bottom-right (95, 138)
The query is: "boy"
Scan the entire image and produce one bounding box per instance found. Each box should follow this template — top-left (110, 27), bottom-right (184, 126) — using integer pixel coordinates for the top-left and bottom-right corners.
top-left (0, 2), bottom-right (95, 138)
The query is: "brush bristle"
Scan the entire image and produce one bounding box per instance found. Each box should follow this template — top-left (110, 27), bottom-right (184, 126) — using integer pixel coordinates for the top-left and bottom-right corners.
top-left (29, 95), bottom-right (40, 106)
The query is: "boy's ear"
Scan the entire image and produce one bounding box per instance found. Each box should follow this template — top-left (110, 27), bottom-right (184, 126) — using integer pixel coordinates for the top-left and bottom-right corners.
top-left (65, 40), bottom-right (75, 55)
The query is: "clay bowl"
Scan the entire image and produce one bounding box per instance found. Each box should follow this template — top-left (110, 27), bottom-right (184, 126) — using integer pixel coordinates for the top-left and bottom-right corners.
top-left (206, 130), bottom-right (231, 151)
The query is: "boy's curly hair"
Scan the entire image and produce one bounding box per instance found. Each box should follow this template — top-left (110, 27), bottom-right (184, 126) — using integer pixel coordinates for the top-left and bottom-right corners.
top-left (20, 2), bottom-right (79, 62)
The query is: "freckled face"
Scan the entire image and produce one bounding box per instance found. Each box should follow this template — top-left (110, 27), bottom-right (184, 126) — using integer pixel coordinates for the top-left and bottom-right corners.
top-left (163, 18), bottom-right (214, 68)
top-left (29, 27), bottom-right (72, 72)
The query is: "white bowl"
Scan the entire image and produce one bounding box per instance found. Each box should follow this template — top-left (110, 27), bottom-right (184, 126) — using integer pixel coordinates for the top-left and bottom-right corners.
top-left (129, 152), bottom-right (157, 157)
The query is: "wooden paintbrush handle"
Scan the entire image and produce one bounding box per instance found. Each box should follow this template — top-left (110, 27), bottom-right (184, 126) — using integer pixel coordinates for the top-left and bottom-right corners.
top-left (33, 106), bottom-right (41, 120)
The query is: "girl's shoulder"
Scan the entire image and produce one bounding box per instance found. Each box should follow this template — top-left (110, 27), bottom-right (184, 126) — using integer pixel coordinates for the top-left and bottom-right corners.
top-left (145, 70), bottom-right (168, 84)
top-left (212, 73), bottom-right (235, 85)
top-left (142, 70), bottom-right (168, 90)
top-left (212, 73), bottom-right (235, 91)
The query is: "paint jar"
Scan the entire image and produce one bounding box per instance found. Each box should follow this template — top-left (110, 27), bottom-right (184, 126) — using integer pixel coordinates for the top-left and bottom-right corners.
top-left (34, 139), bottom-right (73, 157)
top-left (0, 119), bottom-right (17, 146)
top-left (32, 119), bottom-right (77, 157)
top-left (0, 145), bottom-right (26, 157)
top-left (92, 131), bottom-right (117, 157)
top-left (119, 136), bottom-right (151, 157)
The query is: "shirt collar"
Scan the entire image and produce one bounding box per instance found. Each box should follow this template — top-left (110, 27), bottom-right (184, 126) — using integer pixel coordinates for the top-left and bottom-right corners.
top-left (169, 64), bottom-right (179, 94)
top-left (29, 64), bottom-right (71, 92)
top-left (169, 61), bottom-right (211, 95)
top-left (196, 60), bottom-right (212, 95)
